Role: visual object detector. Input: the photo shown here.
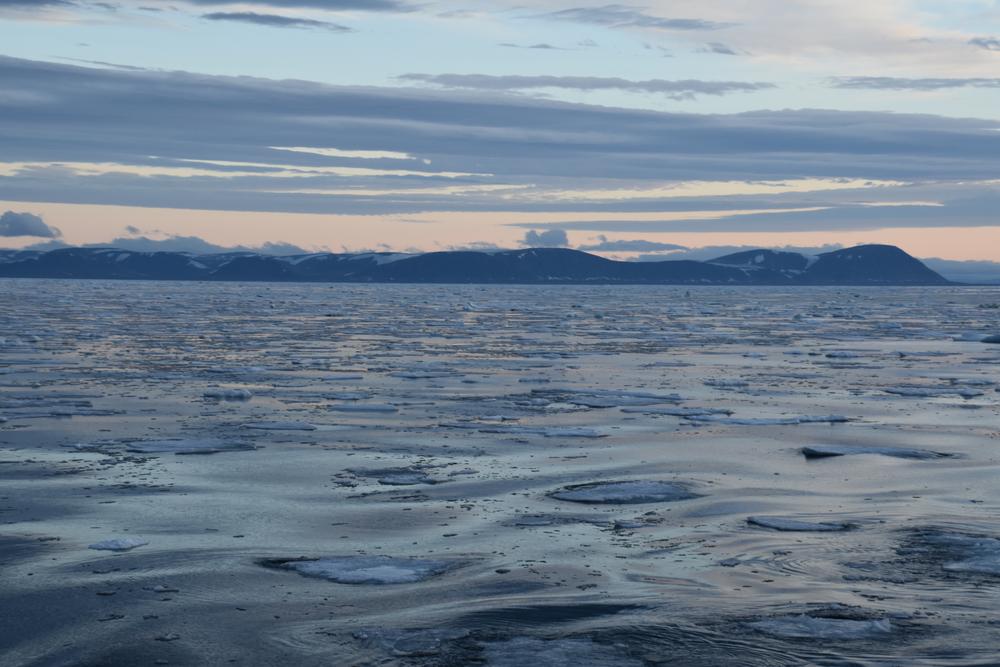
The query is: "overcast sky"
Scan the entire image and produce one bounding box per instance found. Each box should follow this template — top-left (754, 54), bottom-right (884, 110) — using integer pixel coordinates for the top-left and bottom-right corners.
top-left (0, 0), bottom-right (999, 259)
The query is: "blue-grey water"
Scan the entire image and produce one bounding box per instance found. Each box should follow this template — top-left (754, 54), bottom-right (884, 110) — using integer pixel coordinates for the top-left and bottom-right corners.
top-left (1, 280), bottom-right (999, 666)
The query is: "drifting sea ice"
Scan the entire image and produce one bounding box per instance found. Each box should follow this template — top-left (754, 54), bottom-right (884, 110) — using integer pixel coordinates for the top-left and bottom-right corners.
top-left (328, 403), bottom-right (398, 413)
top-left (747, 614), bottom-right (892, 640)
top-left (550, 480), bottom-right (700, 504)
top-left (203, 388), bottom-right (253, 401)
top-left (687, 414), bottom-right (850, 426)
top-left (125, 438), bottom-right (255, 455)
top-left (913, 531), bottom-right (1000, 576)
top-left (801, 444), bottom-right (952, 460)
top-left (265, 556), bottom-right (459, 584)
top-left (481, 637), bottom-right (644, 667)
top-left (88, 537), bottom-right (148, 552)
top-left (241, 421), bottom-right (317, 431)
top-left (747, 516), bottom-right (856, 532)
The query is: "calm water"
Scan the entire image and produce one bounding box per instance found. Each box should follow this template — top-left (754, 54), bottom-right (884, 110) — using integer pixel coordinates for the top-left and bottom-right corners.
top-left (1, 280), bottom-right (999, 666)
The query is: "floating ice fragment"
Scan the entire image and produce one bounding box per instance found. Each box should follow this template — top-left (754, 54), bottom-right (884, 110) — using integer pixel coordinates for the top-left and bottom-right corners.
top-left (620, 406), bottom-right (733, 417)
top-left (263, 556), bottom-right (459, 584)
top-left (747, 516), bottom-right (856, 532)
top-left (440, 423), bottom-right (604, 438)
top-left (481, 637), bottom-right (644, 666)
top-left (328, 403), bottom-right (397, 413)
top-left (89, 537), bottom-right (148, 552)
top-left (915, 531), bottom-right (1000, 576)
top-left (747, 614), bottom-right (892, 640)
top-left (347, 467), bottom-right (438, 485)
top-left (125, 438), bottom-right (255, 455)
top-left (241, 421), bottom-right (317, 431)
top-left (689, 415), bottom-right (849, 426)
top-left (982, 335), bottom-right (1000, 344)
top-left (704, 379), bottom-right (749, 389)
top-left (802, 444), bottom-right (952, 460)
top-left (550, 480), bottom-right (699, 505)
top-left (203, 388), bottom-right (253, 401)
top-left (884, 386), bottom-right (983, 399)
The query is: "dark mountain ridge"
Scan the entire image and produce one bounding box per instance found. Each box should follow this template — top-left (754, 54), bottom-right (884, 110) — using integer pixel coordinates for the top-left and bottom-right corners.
top-left (0, 244), bottom-right (950, 285)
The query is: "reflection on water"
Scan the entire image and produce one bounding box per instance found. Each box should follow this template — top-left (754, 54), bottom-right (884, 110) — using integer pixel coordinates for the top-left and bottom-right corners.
top-left (0, 280), bottom-right (999, 665)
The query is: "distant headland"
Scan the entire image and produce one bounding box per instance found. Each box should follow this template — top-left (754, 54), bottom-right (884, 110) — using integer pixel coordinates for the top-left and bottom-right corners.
top-left (0, 244), bottom-right (951, 286)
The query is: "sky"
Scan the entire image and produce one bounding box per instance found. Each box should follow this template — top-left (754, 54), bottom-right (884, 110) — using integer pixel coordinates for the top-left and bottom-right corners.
top-left (0, 0), bottom-right (999, 260)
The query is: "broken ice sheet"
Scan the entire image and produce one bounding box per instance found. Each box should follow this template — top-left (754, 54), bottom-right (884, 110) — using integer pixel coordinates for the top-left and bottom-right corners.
top-left (203, 388), bottom-right (253, 401)
top-left (480, 637), bottom-right (644, 666)
top-left (902, 530), bottom-right (1000, 576)
top-left (262, 556), bottom-right (462, 584)
top-left (747, 516), bottom-right (857, 532)
top-left (88, 537), bottom-right (148, 552)
top-left (550, 480), bottom-right (700, 504)
top-left (801, 444), bottom-right (953, 460)
top-left (241, 421), bottom-right (317, 431)
top-left (747, 614), bottom-right (892, 640)
top-left (125, 438), bottom-right (256, 455)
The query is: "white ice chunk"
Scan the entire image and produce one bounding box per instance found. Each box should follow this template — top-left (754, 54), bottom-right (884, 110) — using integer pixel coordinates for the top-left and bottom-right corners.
top-left (748, 615), bottom-right (892, 640)
top-left (203, 388), bottom-right (253, 401)
top-left (271, 556), bottom-right (457, 584)
top-left (242, 421), bottom-right (317, 431)
top-left (126, 438), bottom-right (255, 455)
top-left (89, 537), bottom-right (148, 552)
top-left (802, 444), bottom-right (950, 460)
top-left (748, 516), bottom-right (856, 532)
top-left (550, 480), bottom-right (699, 504)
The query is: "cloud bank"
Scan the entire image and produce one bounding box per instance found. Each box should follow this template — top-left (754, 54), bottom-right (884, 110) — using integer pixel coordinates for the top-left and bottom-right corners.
top-left (0, 211), bottom-right (61, 238)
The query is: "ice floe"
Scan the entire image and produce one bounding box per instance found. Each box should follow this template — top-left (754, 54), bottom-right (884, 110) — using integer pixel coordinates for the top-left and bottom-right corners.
top-left (263, 556), bottom-right (460, 584)
top-left (125, 438), bottom-right (256, 455)
top-left (481, 637), bottom-right (643, 666)
top-left (241, 421), bottom-right (317, 431)
top-left (747, 516), bottom-right (856, 532)
top-left (689, 415), bottom-right (850, 426)
top-left (550, 480), bottom-right (700, 504)
top-left (203, 388), bottom-right (253, 401)
top-left (747, 614), bottom-right (892, 640)
top-left (328, 403), bottom-right (398, 413)
top-left (908, 530), bottom-right (1000, 576)
top-left (88, 537), bottom-right (148, 552)
top-left (802, 444), bottom-right (952, 460)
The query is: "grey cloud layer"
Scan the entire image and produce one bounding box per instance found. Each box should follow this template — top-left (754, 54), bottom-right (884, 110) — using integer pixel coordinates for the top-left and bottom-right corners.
top-left (184, 0), bottom-right (412, 10)
top-left (202, 11), bottom-right (353, 30)
top-left (0, 211), bottom-right (61, 237)
top-left (577, 236), bottom-right (688, 251)
top-left (834, 76), bottom-right (1000, 90)
top-left (969, 37), bottom-right (1000, 51)
top-left (399, 73), bottom-right (775, 99)
top-left (538, 5), bottom-right (734, 31)
top-left (2, 56), bottom-right (1000, 231)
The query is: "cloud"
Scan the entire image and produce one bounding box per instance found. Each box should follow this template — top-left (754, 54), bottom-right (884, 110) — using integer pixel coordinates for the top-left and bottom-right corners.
top-left (185, 0), bottom-right (411, 10)
top-left (521, 229), bottom-right (569, 247)
top-left (577, 235), bottom-right (687, 252)
top-left (700, 42), bottom-right (741, 55)
top-left (398, 74), bottom-right (775, 100)
top-left (921, 258), bottom-right (1000, 284)
top-left (0, 0), bottom-right (72, 4)
top-left (3, 55), bottom-right (1000, 230)
top-left (631, 244), bottom-right (845, 262)
top-left (538, 5), bottom-right (733, 31)
top-left (969, 37), bottom-right (1000, 52)
top-left (26, 233), bottom-right (310, 254)
top-left (201, 11), bottom-right (352, 30)
top-left (498, 43), bottom-right (566, 50)
top-left (833, 76), bottom-right (1000, 90)
top-left (0, 211), bottom-right (61, 238)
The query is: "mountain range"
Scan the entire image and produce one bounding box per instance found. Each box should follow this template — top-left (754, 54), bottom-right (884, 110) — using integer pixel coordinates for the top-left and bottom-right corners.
top-left (0, 244), bottom-right (951, 285)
